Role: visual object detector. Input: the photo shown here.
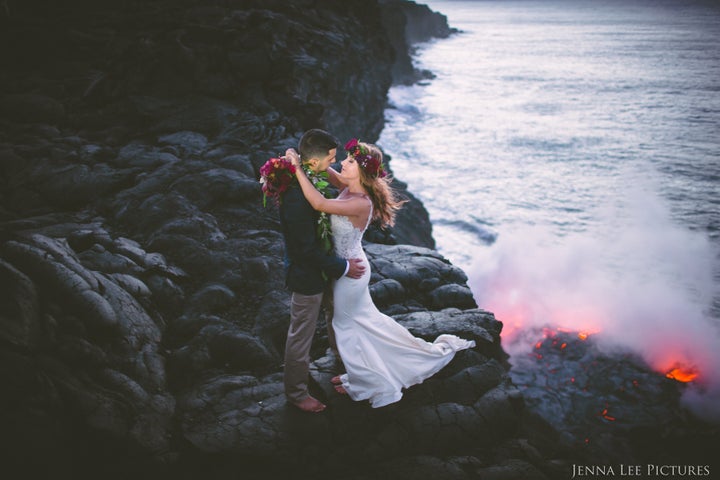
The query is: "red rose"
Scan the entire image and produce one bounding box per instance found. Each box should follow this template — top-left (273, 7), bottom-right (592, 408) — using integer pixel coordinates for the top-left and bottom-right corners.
top-left (344, 138), bottom-right (359, 151)
top-left (259, 157), bottom-right (296, 206)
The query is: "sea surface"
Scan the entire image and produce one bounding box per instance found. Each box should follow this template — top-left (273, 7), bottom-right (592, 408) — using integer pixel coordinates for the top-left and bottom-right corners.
top-left (378, 0), bottom-right (720, 419)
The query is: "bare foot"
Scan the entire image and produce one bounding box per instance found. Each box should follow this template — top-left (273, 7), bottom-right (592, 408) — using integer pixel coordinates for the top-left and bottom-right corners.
top-left (331, 375), bottom-right (343, 385)
top-left (290, 396), bottom-right (326, 413)
top-left (334, 385), bottom-right (348, 395)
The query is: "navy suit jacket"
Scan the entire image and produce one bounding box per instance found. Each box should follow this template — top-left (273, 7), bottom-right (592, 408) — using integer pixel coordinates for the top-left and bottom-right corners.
top-left (279, 182), bottom-right (347, 295)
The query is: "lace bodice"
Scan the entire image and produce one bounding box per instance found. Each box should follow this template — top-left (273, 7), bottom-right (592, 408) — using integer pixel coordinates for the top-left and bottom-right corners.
top-left (330, 197), bottom-right (372, 259)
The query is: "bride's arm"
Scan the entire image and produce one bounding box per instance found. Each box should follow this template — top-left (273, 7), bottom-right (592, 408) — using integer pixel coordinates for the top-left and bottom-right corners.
top-left (292, 161), bottom-right (367, 217)
top-left (285, 148), bottom-right (347, 189)
top-left (326, 166), bottom-right (348, 189)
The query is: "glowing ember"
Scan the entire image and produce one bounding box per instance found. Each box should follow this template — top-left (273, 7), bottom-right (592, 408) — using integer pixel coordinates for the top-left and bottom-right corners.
top-left (600, 408), bottom-right (616, 421)
top-left (578, 332), bottom-right (590, 341)
top-left (665, 365), bottom-right (699, 383)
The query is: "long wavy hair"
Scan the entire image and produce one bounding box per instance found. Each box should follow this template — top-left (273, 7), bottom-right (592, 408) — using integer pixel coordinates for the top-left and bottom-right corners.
top-left (356, 142), bottom-right (406, 227)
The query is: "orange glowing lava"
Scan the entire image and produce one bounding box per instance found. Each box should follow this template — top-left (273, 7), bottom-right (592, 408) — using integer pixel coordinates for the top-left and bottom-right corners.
top-left (665, 365), bottom-right (699, 383)
top-left (600, 408), bottom-right (616, 421)
top-left (492, 300), bottom-right (704, 385)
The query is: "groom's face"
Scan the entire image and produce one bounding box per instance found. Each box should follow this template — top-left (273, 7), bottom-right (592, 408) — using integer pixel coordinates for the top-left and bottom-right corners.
top-left (310, 148), bottom-right (337, 173)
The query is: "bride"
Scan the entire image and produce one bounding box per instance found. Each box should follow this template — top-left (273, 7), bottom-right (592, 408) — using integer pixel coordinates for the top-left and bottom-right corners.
top-left (287, 139), bottom-right (475, 408)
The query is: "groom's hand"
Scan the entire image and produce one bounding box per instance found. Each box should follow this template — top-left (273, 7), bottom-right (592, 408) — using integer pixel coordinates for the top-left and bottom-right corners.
top-left (345, 258), bottom-right (366, 279)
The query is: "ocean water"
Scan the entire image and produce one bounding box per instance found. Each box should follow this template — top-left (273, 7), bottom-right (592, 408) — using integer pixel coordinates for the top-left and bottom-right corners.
top-left (378, 0), bottom-right (720, 420)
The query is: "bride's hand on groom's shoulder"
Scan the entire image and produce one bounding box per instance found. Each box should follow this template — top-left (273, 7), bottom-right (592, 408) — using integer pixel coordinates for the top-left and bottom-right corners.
top-left (285, 148), bottom-right (300, 167)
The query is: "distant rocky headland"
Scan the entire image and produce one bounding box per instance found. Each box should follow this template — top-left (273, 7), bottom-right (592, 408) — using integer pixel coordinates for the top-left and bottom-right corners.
top-left (0, 1), bottom-right (716, 479)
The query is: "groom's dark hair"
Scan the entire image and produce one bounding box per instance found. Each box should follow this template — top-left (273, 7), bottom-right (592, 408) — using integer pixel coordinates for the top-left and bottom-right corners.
top-left (299, 129), bottom-right (339, 162)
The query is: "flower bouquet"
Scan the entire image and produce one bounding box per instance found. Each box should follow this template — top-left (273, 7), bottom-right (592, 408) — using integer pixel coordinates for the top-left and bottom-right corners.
top-left (259, 157), bottom-right (296, 207)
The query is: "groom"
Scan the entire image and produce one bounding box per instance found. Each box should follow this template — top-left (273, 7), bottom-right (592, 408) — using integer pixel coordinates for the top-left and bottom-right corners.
top-left (279, 128), bottom-right (365, 413)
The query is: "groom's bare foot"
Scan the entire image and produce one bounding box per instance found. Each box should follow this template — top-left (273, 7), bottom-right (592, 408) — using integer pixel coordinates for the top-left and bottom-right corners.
top-left (334, 385), bottom-right (348, 395)
top-left (290, 396), bottom-right (326, 413)
top-left (331, 375), bottom-right (343, 385)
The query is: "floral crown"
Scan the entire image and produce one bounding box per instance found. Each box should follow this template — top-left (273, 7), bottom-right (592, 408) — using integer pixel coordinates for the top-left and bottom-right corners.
top-left (345, 138), bottom-right (387, 179)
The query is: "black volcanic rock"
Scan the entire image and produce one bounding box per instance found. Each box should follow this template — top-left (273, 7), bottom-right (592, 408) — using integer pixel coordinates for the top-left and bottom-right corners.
top-left (0, 216), bottom-right (530, 479)
top-left (0, 1), bottom-right (525, 478)
top-left (509, 329), bottom-right (720, 468)
top-left (379, 0), bottom-right (456, 85)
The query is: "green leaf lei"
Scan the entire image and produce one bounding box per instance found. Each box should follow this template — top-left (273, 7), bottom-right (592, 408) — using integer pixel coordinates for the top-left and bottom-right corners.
top-left (302, 165), bottom-right (333, 254)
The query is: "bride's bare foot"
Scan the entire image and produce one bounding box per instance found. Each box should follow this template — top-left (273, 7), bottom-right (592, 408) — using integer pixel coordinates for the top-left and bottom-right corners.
top-left (331, 375), bottom-right (343, 385)
top-left (290, 396), bottom-right (326, 413)
top-left (334, 385), bottom-right (348, 395)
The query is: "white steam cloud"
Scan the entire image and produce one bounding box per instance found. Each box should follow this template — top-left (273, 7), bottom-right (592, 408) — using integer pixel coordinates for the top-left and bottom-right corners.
top-left (467, 187), bottom-right (720, 422)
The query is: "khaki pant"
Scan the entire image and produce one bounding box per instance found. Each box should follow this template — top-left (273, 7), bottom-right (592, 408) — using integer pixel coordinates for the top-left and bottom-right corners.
top-left (284, 287), bottom-right (336, 403)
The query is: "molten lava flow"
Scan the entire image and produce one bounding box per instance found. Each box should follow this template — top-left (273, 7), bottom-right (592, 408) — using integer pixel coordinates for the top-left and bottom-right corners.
top-left (665, 364), bottom-right (699, 383)
top-left (493, 298), bottom-right (704, 385)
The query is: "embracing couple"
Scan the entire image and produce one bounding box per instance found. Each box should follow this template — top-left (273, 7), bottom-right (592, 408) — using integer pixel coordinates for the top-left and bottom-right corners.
top-left (279, 129), bottom-right (475, 413)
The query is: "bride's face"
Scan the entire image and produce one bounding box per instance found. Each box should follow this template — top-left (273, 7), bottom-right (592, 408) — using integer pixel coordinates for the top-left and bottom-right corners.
top-left (340, 154), bottom-right (360, 179)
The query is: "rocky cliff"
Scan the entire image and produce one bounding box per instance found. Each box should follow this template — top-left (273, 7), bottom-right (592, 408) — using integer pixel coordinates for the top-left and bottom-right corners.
top-left (0, 1), bottom-right (530, 478)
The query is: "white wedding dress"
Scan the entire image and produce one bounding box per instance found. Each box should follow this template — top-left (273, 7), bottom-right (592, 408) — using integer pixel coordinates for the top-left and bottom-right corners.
top-left (331, 197), bottom-right (476, 408)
